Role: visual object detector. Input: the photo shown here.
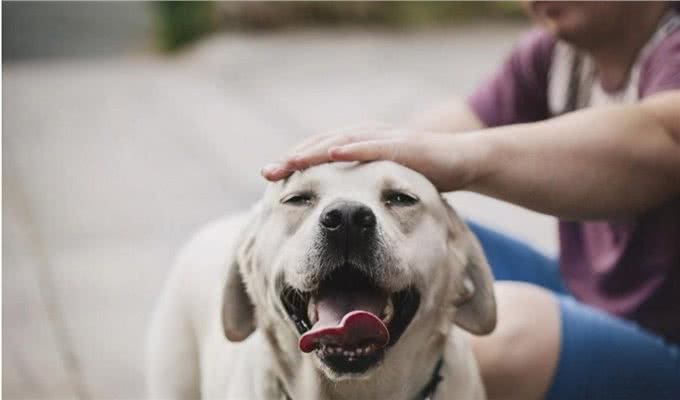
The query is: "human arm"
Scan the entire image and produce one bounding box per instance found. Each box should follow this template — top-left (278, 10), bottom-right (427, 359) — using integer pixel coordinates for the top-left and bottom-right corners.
top-left (264, 91), bottom-right (680, 219)
top-left (260, 102), bottom-right (483, 182)
top-left (464, 90), bottom-right (680, 219)
top-left (263, 30), bottom-right (554, 181)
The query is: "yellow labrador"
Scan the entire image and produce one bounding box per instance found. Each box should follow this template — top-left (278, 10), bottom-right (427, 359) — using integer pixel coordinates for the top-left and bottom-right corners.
top-left (146, 161), bottom-right (495, 400)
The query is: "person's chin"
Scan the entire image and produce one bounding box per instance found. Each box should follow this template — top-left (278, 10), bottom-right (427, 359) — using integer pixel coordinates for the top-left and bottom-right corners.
top-left (530, 5), bottom-right (592, 46)
top-left (529, 1), bottom-right (569, 21)
top-left (529, 1), bottom-right (582, 34)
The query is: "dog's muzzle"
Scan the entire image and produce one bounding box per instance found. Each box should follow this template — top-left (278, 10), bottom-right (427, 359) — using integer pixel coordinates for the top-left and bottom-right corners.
top-left (280, 200), bottom-right (421, 376)
top-left (281, 265), bottom-right (420, 375)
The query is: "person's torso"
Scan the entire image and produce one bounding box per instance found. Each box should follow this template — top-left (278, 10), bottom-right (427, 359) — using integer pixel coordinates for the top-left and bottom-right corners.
top-left (550, 11), bottom-right (680, 342)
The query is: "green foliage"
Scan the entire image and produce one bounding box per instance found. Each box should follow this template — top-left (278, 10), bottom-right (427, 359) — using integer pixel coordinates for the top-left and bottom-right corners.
top-left (375, 2), bottom-right (525, 27)
top-left (155, 2), bottom-right (526, 52)
top-left (218, 2), bottom-right (526, 30)
top-left (155, 1), bottom-right (216, 52)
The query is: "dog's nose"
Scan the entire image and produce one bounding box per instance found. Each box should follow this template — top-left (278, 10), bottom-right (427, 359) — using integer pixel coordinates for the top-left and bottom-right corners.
top-left (320, 201), bottom-right (376, 233)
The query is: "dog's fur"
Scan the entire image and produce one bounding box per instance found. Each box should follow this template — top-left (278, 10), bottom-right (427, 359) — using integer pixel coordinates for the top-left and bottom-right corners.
top-left (146, 161), bottom-right (496, 399)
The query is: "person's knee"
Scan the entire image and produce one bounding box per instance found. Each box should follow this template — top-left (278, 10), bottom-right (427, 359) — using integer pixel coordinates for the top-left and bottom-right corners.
top-left (470, 282), bottom-right (561, 400)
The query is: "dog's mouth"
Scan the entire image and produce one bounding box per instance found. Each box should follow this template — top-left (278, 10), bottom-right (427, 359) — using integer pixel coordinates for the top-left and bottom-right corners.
top-left (280, 264), bottom-right (420, 374)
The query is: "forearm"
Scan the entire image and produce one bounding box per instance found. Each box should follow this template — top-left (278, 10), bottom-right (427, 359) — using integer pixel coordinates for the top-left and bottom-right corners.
top-left (466, 94), bottom-right (680, 219)
top-left (263, 93), bottom-right (679, 218)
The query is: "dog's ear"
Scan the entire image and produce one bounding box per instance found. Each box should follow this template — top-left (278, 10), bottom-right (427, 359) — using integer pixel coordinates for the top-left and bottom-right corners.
top-left (222, 205), bottom-right (262, 342)
top-left (443, 198), bottom-right (497, 335)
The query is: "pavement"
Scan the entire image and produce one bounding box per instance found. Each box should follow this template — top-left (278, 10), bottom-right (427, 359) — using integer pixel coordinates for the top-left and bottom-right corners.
top-left (3, 24), bottom-right (557, 399)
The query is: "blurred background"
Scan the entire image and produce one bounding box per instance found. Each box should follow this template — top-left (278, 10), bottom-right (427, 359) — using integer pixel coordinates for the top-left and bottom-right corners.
top-left (3, 2), bottom-right (556, 399)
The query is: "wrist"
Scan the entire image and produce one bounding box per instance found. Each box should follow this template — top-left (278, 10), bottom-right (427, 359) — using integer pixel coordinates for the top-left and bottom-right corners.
top-left (455, 131), bottom-right (502, 192)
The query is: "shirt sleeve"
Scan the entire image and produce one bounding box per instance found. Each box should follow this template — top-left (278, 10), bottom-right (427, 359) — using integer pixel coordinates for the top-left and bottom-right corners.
top-left (467, 29), bottom-right (556, 127)
top-left (640, 28), bottom-right (680, 97)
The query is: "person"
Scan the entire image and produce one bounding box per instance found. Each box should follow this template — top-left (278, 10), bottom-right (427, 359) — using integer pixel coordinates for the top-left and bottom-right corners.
top-left (261, 2), bottom-right (680, 400)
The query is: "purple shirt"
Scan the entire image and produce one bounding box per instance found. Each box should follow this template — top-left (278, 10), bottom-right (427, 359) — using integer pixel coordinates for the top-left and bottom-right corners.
top-left (468, 25), bottom-right (680, 342)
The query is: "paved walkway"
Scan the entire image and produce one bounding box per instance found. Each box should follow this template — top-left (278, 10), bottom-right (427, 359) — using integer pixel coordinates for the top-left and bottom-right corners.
top-left (3, 25), bottom-right (557, 399)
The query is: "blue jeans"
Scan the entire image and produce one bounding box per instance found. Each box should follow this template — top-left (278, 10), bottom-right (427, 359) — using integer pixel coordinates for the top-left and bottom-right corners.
top-left (467, 221), bottom-right (680, 400)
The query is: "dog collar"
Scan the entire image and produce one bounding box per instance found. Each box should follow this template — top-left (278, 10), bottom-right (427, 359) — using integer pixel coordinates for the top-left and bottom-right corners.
top-left (417, 358), bottom-right (444, 400)
top-left (278, 357), bottom-right (444, 400)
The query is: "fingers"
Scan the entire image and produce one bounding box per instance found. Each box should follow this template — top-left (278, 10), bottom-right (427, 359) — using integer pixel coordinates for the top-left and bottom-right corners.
top-left (330, 137), bottom-right (461, 192)
top-left (261, 162), bottom-right (291, 181)
top-left (264, 131), bottom-right (466, 193)
top-left (289, 134), bottom-right (356, 168)
top-left (289, 121), bottom-right (390, 154)
top-left (329, 138), bottom-right (407, 163)
top-left (261, 134), bottom-right (357, 181)
top-left (262, 123), bottom-right (396, 181)
top-left (289, 123), bottom-right (393, 167)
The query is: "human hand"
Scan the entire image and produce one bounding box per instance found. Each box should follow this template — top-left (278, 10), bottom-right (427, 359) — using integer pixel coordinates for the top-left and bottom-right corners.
top-left (261, 122), bottom-right (487, 192)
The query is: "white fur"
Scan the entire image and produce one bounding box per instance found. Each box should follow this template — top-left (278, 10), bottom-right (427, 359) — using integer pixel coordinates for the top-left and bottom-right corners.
top-left (147, 161), bottom-right (494, 399)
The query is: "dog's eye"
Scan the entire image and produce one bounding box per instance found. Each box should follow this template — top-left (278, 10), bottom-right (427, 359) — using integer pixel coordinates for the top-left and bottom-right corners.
top-left (281, 192), bottom-right (314, 206)
top-left (383, 190), bottom-right (419, 207)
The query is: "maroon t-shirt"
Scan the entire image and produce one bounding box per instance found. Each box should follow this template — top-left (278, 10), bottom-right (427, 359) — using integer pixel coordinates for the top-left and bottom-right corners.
top-left (468, 26), bottom-right (680, 342)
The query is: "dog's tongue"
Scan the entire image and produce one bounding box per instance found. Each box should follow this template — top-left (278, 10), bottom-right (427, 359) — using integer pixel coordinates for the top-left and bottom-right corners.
top-left (298, 288), bottom-right (389, 353)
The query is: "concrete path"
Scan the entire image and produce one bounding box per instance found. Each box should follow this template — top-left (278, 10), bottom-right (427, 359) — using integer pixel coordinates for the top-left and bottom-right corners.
top-left (3, 24), bottom-right (557, 399)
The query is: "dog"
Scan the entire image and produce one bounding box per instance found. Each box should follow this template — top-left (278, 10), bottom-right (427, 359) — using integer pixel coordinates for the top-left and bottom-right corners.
top-left (146, 161), bottom-right (496, 400)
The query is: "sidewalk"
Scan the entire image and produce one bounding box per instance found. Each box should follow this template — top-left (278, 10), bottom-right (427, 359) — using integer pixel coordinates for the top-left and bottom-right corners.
top-left (2, 24), bottom-right (556, 399)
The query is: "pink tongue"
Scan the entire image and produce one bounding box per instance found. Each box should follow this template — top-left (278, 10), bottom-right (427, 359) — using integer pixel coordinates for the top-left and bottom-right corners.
top-left (298, 288), bottom-right (390, 353)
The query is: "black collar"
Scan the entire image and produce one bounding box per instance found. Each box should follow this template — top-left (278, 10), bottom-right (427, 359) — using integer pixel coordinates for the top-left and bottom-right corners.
top-left (416, 358), bottom-right (444, 400)
top-left (279, 358), bottom-right (444, 400)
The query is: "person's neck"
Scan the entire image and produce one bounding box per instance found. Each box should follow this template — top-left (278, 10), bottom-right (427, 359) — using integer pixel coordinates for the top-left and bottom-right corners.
top-left (586, 6), bottom-right (669, 91)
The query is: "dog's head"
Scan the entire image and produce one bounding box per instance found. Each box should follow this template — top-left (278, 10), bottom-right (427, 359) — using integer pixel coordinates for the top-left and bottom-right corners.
top-left (223, 161), bottom-right (495, 380)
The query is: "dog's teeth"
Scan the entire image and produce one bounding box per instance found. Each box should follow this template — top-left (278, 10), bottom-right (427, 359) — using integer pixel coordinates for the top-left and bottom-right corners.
top-left (356, 348), bottom-right (364, 355)
top-left (343, 351), bottom-right (351, 357)
top-left (381, 297), bottom-right (394, 324)
top-left (307, 298), bottom-right (318, 324)
top-left (364, 345), bottom-right (371, 354)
